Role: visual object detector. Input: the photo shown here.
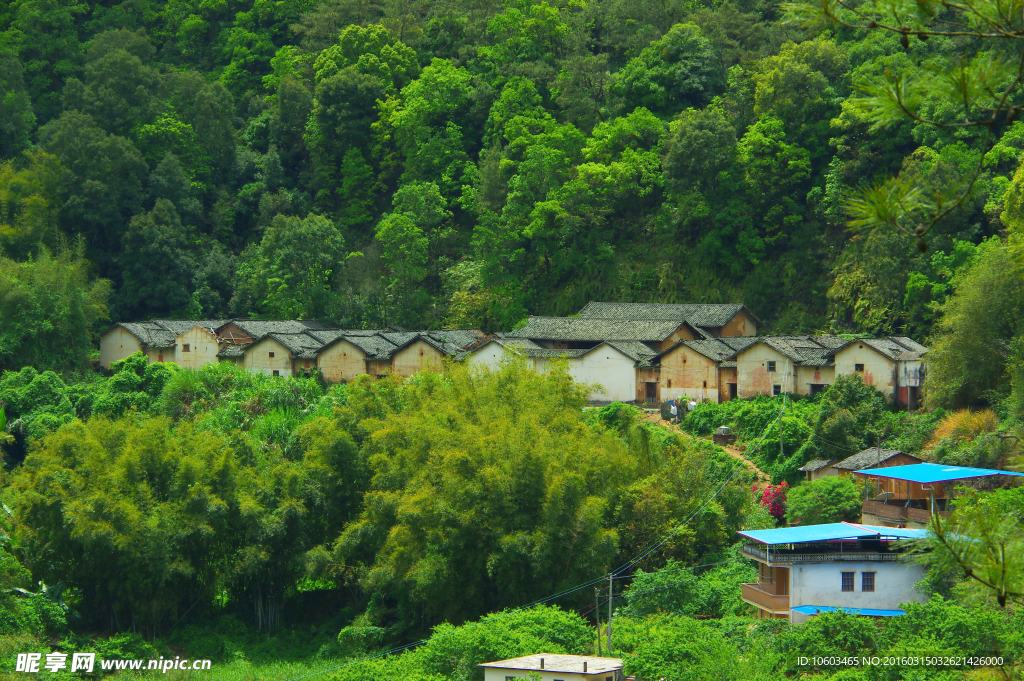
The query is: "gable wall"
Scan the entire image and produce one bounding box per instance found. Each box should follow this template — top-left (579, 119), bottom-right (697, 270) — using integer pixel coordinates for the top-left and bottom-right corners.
top-left (318, 340), bottom-right (369, 383)
top-left (833, 345), bottom-right (896, 398)
top-left (100, 327), bottom-right (144, 369)
top-left (656, 324), bottom-right (697, 350)
top-left (392, 340), bottom-right (445, 377)
top-left (720, 312), bottom-right (756, 337)
top-left (175, 326), bottom-right (220, 370)
top-left (570, 346), bottom-right (638, 403)
top-left (736, 345), bottom-right (797, 398)
top-left (467, 342), bottom-right (511, 370)
top-left (243, 338), bottom-right (294, 377)
top-left (658, 346), bottom-right (720, 402)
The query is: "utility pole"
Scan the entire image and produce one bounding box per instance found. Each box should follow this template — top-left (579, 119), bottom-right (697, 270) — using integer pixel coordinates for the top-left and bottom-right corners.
top-left (594, 588), bottom-right (602, 656)
top-left (607, 574), bottom-right (613, 655)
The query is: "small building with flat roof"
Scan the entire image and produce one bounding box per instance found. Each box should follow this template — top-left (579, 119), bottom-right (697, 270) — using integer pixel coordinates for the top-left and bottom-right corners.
top-left (738, 522), bottom-right (929, 624)
top-left (854, 463), bottom-right (1024, 528)
top-left (479, 654), bottom-right (624, 681)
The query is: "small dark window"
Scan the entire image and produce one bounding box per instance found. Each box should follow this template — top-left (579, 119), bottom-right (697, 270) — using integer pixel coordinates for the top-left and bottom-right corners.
top-left (272, 370), bottom-right (280, 377)
top-left (772, 384), bottom-right (781, 396)
top-left (667, 379), bottom-right (672, 388)
top-left (269, 351), bottom-right (275, 358)
top-left (862, 572), bottom-right (875, 592)
top-left (842, 572), bottom-right (854, 592)
top-left (767, 360), bottom-right (776, 372)
top-left (182, 344), bottom-right (190, 352)
top-left (703, 380), bottom-right (707, 388)
top-left (855, 363), bottom-right (864, 372)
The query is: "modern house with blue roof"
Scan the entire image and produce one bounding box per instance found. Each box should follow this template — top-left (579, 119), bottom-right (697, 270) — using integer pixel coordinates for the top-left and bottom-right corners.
top-left (854, 463), bottom-right (1024, 528)
top-left (737, 522), bottom-right (930, 624)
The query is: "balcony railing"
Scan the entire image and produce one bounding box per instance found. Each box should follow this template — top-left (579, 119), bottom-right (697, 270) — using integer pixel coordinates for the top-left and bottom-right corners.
top-left (741, 583), bottom-right (790, 613)
top-left (861, 500), bottom-right (951, 525)
top-left (741, 543), bottom-right (903, 564)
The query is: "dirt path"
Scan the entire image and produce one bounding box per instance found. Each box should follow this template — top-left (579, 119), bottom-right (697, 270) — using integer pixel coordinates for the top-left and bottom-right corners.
top-left (644, 413), bottom-right (768, 481)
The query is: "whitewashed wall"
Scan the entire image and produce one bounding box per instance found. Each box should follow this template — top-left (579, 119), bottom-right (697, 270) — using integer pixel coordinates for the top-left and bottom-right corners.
top-left (788, 560), bottom-right (927, 624)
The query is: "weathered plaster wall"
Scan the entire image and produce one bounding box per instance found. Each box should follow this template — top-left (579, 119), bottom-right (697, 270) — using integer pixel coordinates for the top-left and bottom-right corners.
top-left (99, 328), bottom-right (144, 369)
top-left (658, 345), bottom-right (720, 402)
top-left (392, 340), bottom-right (444, 377)
top-left (795, 365), bottom-right (836, 394)
top-left (720, 312), bottom-right (756, 337)
top-left (175, 325), bottom-right (220, 370)
top-left (242, 338), bottom-right (294, 377)
top-left (318, 340), bottom-right (369, 383)
top-left (736, 345), bottom-right (795, 397)
top-left (833, 345), bottom-right (896, 398)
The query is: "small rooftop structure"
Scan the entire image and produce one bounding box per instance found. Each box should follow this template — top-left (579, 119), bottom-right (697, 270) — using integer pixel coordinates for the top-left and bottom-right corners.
top-left (479, 654), bottom-right (624, 681)
top-left (853, 463), bottom-right (1024, 484)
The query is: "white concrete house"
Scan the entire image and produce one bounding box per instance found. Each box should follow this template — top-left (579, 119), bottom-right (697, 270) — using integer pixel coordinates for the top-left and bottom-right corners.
top-left (479, 654), bottom-right (624, 681)
top-left (467, 338), bottom-right (657, 403)
top-left (737, 522), bottom-right (929, 624)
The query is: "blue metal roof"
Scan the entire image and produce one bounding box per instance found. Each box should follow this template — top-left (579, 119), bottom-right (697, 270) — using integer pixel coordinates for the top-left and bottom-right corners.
top-left (791, 605), bottom-right (905, 617)
top-left (852, 463), bottom-right (1024, 484)
top-left (738, 522), bottom-right (928, 545)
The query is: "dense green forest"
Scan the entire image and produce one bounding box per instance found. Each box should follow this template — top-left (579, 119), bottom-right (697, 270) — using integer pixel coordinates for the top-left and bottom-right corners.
top-left (3, 0), bottom-right (1024, 677)
top-left (2, 0), bottom-right (1022, 341)
top-left (0, 358), bottom-right (1021, 679)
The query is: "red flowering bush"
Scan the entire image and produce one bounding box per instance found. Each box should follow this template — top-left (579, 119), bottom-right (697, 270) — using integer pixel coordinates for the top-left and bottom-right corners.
top-left (752, 481), bottom-right (789, 521)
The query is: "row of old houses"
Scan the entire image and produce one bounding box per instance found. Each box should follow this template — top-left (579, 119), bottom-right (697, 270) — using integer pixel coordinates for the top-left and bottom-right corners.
top-left (99, 318), bottom-right (486, 380)
top-left (467, 303), bottom-right (928, 407)
top-left (99, 302), bottom-right (928, 407)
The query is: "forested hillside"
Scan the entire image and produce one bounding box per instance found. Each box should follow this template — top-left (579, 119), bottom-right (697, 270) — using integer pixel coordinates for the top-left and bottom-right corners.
top-left (1, 0), bottom-right (1018, 343)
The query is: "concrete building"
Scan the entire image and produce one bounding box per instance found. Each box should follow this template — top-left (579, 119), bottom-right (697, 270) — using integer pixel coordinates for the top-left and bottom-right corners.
top-left (738, 522), bottom-right (930, 624)
top-left (479, 654), bottom-right (624, 681)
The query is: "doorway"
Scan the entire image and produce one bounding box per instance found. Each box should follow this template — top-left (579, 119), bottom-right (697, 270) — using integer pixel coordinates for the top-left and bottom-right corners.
top-left (728, 383), bottom-right (738, 400)
top-left (644, 382), bottom-right (657, 405)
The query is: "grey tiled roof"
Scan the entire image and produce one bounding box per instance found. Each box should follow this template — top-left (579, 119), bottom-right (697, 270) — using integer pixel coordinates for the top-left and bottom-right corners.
top-left (267, 332), bottom-right (325, 360)
top-left (217, 344), bottom-right (245, 358)
top-left (605, 340), bottom-right (660, 363)
top-left (509, 316), bottom-right (685, 342)
top-left (112, 320), bottom-right (226, 348)
top-left (341, 334), bottom-right (400, 359)
top-left (577, 302), bottom-right (757, 326)
top-left (151, 319), bottom-right (228, 335)
top-left (825, 336), bottom-right (929, 361)
top-left (425, 329), bottom-right (486, 347)
top-left (222, 320), bottom-right (327, 339)
top-left (379, 331), bottom-right (420, 347)
top-left (833, 448), bottom-right (920, 471)
top-left (798, 458), bottom-right (836, 472)
top-left (666, 338), bottom-right (755, 363)
top-left (732, 336), bottom-right (845, 366)
top-left (115, 322), bottom-right (177, 348)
